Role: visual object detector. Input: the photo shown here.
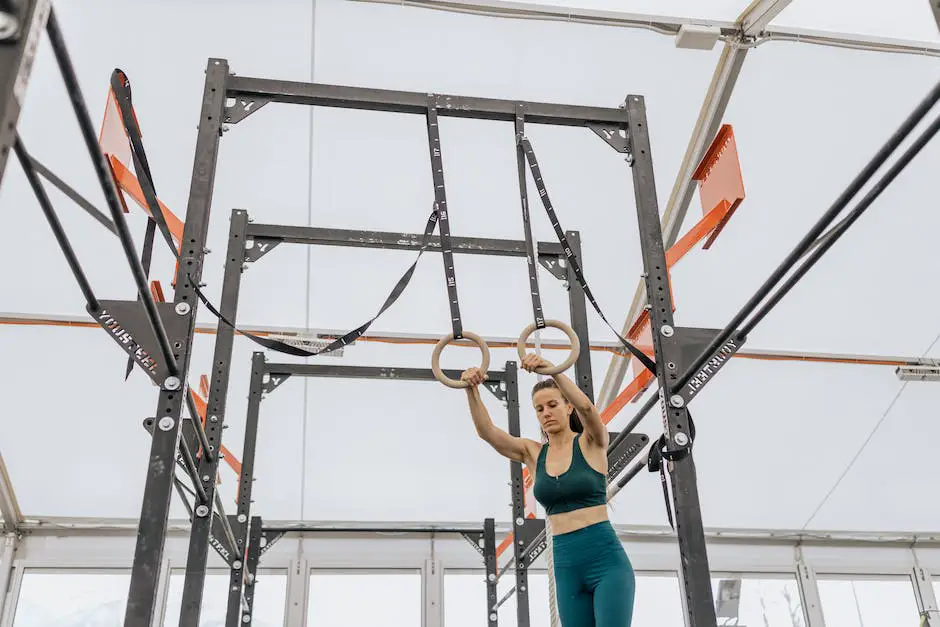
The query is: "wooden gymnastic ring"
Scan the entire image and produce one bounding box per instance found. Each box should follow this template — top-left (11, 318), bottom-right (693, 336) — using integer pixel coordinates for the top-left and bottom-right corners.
top-left (516, 319), bottom-right (580, 375)
top-left (431, 331), bottom-right (491, 389)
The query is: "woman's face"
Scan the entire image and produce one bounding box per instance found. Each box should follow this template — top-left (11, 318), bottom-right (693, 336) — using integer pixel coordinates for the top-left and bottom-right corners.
top-left (532, 387), bottom-right (572, 435)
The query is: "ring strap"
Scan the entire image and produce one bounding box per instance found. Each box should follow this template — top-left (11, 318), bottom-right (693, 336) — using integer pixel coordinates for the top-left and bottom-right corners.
top-left (110, 69), bottom-right (443, 359)
top-left (646, 411), bottom-right (697, 530)
top-left (426, 99), bottom-right (463, 340)
top-left (515, 113), bottom-right (545, 331)
top-left (518, 135), bottom-right (656, 375)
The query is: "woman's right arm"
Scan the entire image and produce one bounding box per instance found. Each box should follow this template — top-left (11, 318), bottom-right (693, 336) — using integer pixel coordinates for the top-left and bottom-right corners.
top-left (462, 368), bottom-right (533, 464)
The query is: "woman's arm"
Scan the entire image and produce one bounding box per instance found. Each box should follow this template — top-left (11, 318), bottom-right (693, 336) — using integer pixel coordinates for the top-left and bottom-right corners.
top-left (462, 368), bottom-right (534, 463)
top-left (521, 354), bottom-right (608, 447)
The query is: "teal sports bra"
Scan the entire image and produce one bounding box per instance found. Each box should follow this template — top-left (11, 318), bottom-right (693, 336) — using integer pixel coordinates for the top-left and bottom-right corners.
top-left (533, 434), bottom-right (607, 515)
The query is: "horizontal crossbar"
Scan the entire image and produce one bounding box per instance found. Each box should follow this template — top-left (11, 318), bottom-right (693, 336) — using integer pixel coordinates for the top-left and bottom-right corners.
top-left (265, 363), bottom-right (506, 382)
top-left (245, 223), bottom-right (565, 257)
top-left (226, 75), bottom-right (626, 126)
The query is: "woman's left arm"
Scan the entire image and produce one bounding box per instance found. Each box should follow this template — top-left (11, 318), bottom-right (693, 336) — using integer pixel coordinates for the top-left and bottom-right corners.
top-left (521, 354), bottom-right (608, 446)
top-left (552, 371), bottom-right (607, 446)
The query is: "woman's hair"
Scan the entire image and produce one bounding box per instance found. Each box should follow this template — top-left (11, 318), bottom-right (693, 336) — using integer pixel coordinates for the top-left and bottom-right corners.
top-left (531, 378), bottom-right (583, 433)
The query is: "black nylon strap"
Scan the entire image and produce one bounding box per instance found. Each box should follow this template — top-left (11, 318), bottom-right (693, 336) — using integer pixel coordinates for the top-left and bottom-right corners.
top-left (111, 70), bottom-right (179, 259)
top-left (194, 209), bottom-right (441, 357)
top-left (518, 136), bottom-right (657, 374)
top-left (647, 412), bottom-right (696, 530)
top-left (426, 100), bottom-right (463, 339)
top-left (514, 114), bottom-right (545, 330)
top-left (110, 69), bottom-right (442, 359)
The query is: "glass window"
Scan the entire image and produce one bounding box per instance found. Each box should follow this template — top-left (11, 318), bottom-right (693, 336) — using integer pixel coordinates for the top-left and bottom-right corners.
top-left (163, 570), bottom-right (287, 627)
top-left (817, 575), bottom-right (920, 626)
top-left (308, 570), bottom-right (421, 626)
top-left (444, 570), bottom-right (684, 627)
top-left (12, 569), bottom-right (130, 626)
top-left (711, 574), bottom-right (805, 627)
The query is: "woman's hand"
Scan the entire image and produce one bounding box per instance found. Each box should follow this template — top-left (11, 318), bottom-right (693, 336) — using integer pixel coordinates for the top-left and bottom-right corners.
top-left (520, 353), bottom-right (554, 373)
top-left (461, 367), bottom-right (486, 387)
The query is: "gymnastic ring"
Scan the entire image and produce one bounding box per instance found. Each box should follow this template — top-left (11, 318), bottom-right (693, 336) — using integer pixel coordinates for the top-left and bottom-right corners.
top-left (516, 319), bottom-right (581, 376)
top-left (431, 331), bottom-right (491, 389)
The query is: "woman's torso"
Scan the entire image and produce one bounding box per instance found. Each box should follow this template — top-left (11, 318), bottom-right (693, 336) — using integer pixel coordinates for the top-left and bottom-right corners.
top-left (529, 434), bottom-right (609, 535)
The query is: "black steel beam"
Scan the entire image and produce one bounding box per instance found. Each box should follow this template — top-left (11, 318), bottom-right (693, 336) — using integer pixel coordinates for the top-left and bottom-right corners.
top-left (226, 352), bottom-right (266, 627)
top-left (0, 0), bottom-right (47, 188)
top-left (239, 517), bottom-right (264, 627)
top-left (626, 95), bottom-right (717, 627)
top-left (245, 222), bottom-right (564, 258)
top-left (674, 77), bottom-right (940, 394)
top-left (124, 59), bottom-right (228, 627)
top-left (178, 209), bottom-right (250, 626)
top-left (261, 525), bottom-right (486, 534)
top-left (266, 363), bottom-right (507, 383)
top-left (503, 362), bottom-right (531, 627)
top-left (226, 74), bottom-right (624, 127)
top-left (483, 518), bottom-right (499, 626)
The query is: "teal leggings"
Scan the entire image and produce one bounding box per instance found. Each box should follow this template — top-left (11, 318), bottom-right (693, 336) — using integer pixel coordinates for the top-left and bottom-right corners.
top-left (551, 521), bottom-right (635, 627)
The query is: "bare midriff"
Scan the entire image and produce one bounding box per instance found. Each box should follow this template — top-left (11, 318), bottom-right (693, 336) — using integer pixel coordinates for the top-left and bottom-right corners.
top-left (548, 503), bottom-right (609, 535)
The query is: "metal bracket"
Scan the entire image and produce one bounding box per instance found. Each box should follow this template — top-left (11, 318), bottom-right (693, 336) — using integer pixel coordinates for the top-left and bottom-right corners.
top-left (209, 513), bottom-right (237, 567)
top-left (607, 431), bottom-right (650, 479)
top-left (517, 518), bottom-right (547, 567)
top-left (483, 380), bottom-right (508, 402)
top-left (261, 372), bottom-right (292, 396)
top-left (260, 530), bottom-right (286, 557)
top-left (670, 327), bottom-right (745, 404)
top-left (538, 255), bottom-right (567, 281)
top-left (224, 97), bottom-right (270, 125)
top-left (460, 531), bottom-right (486, 556)
top-left (589, 124), bottom-right (630, 154)
top-left (244, 237), bottom-right (283, 263)
top-left (90, 300), bottom-right (190, 387)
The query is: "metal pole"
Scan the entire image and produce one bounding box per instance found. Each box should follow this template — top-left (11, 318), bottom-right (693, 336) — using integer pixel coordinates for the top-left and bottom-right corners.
top-left (741, 110), bottom-right (940, 334)
top-left (179, 209), bottom-right (250, 626)
top-left (504, 362), bottom-right (532, 627)
top-left (226, 352), bottom-right (267, 627)
top-left (483, 518), bottom-right (499, 626)
top-left (625, 94), bottom-right (717, 627)
top-left (13, 136), bottom-right (99, 311)
top-left (676, 78), bottom-right (940, 392)
top-left (0, 0), bottom-right (49, 188)
top-left (123, 58), bottom-right (227, 627)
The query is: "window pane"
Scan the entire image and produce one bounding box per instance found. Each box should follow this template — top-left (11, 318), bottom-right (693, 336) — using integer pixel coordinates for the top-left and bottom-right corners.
top-left (163, 571), bottom-right (287, 627)
top-left (712, 575), bottom-right (805, 627)
top-left (308, 571), bottom-right (421, 626)
top-left (12, 570), bottom-right (130, 626)
top-left (444, 570), bottom-right (683, 627)
top-left (818, 576), bottom-right (920, 626)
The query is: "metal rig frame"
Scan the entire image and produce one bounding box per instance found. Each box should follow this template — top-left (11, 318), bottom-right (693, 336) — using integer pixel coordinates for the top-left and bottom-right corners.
top-left (0, 4), bottom-right (688, 621)
top-left (201, 206), bottom-right (649, 625)
top-left (16, 2), bottom-right (940, 627)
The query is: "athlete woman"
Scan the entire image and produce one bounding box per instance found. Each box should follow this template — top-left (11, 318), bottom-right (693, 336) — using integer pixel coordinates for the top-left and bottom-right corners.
top-left (461, 353), bottom-right (636, 627)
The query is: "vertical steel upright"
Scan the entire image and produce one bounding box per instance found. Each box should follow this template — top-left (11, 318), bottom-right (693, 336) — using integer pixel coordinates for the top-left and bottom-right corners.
top-left (225, 351), bottom-right (267, 626)
top-left (624, 95), bottom-right (717, 627)
top-left (0, 0), bottom-right (48, 187)
top-left (177, 208), bottom-right (251, 625)
top-left (123, 59), bottom-right (228, 627)
top-left (503, 362), bottom-right (532, 627)
top-left (483, 518), bottom-right (499, 625)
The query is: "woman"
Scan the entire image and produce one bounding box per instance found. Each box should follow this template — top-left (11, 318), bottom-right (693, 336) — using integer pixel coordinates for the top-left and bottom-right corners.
top-left (461, 353), bottom-right (636, 627)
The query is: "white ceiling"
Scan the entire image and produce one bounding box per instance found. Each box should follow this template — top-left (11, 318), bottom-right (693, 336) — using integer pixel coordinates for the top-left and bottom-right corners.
top-left (1, 0), bottom-right (939, 534)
